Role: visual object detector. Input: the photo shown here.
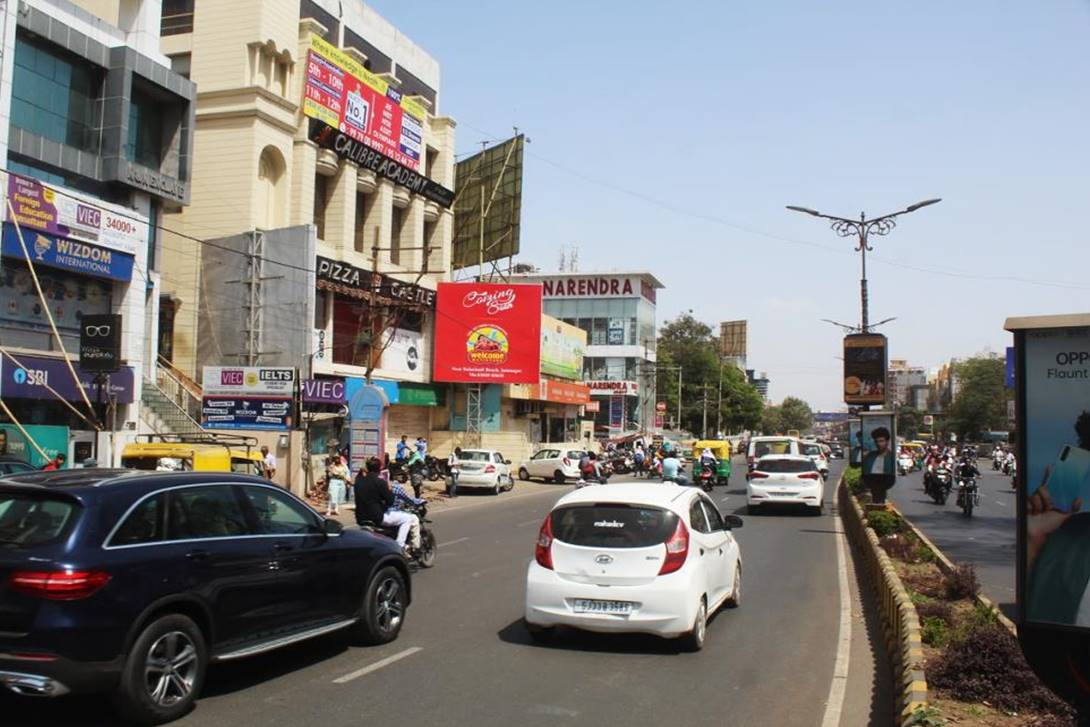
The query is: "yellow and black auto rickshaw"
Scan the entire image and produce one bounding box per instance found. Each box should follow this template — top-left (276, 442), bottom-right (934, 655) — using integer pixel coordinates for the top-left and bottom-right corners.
top-left (121, 433), bottom-right (264, 474)
top-left (691, 440), bottom-right (733, 485)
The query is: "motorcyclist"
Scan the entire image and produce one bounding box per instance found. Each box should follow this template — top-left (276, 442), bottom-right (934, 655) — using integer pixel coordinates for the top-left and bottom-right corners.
top-left (662, 451), bottom-right (688, 485)
top-left (699, 447), bottom-right (718, 471)
top-left (956, 455), bottom-right (980, 484)
top-left (354, 458), bottom-right (424, 553)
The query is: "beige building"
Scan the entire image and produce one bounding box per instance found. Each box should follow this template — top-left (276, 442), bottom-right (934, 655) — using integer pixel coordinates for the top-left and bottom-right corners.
top-left (156, 0), bottom-right (456, 383)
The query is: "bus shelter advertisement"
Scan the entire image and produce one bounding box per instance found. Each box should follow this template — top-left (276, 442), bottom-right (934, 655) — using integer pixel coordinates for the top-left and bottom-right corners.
top-left (433, 283), bottom-right (542, 384)
top-left (302, 34), bottom-right (425, 171)
top-left (1020, 327), bottom-right (1090, 627)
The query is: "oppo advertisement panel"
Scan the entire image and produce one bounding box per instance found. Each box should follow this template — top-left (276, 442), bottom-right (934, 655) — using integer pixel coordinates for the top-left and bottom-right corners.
top-left (432, 283), bottom-right (542, 384)
top-left (1021, 326), bottom-right (1090, 628)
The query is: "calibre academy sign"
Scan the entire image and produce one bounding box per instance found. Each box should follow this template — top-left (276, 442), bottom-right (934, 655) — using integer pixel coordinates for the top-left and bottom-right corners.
top-left (315, 256), bottom-right (436, 308)
top-left (309, 122), bottom-right (454, 209)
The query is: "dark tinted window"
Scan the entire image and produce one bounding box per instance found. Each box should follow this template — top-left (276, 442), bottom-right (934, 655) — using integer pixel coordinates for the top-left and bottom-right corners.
top-left (550, 505), bottom-right (678, 548)
top-left (0, 493), bottom-right (79, 546)
top-left (110, 494), bottom-right (164, 546)
top-left (756, 459), bottom-right (816, 473)
top-left (754, 440), bottom-right (793, 457)
top-left (243, 486), bottom-right (320, 535)
top-left (0, 461), bottom-right (34, 474)
top-left (167, 486), bottom-right (251, 539)
top-left (689, 500), bottom-right (710, 533)
top-left (701, 499), bottom-right (725, 531)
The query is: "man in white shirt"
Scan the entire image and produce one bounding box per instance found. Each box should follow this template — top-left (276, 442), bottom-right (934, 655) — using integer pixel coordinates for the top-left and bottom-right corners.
top-left (261, 446), bottom-right (277, 480)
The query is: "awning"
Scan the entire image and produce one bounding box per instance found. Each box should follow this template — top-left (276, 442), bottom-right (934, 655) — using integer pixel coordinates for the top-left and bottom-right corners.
top-left (397, 382), bottom-right (444, 407)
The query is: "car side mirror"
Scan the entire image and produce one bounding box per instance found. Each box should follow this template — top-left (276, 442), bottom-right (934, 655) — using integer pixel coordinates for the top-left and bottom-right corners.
top-left (722, 515), bottom-right (744, 531)
top-left (504, 459), bottom-right (512, 465)
top-left (322, 518), bottom-right (343, 536)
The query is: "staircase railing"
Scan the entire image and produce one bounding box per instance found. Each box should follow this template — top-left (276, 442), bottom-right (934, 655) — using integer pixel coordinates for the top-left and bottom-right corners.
top-left (153, 358), bottom-right (203, 426)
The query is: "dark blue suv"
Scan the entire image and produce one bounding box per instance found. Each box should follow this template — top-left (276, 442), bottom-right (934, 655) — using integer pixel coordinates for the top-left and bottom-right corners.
top-left (0, 470), bottom-right (410, 724)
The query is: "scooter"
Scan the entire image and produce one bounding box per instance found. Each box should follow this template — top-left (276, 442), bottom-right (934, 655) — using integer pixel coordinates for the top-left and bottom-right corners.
top-left (956, 476), bottom-right (980, 517)
top-left (361, 501), bottom-right (437, 568)
top-left (1010, 458), bottom-right (1018, 490)
top-left (897, 454), bottom-right (914, 476)
top-left (698, 464), bottom-right (715, 493)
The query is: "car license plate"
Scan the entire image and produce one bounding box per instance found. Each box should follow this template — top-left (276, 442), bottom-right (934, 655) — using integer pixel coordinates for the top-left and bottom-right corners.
top-left (572, 599), bottom-right (632, 615)
top-left (773, 491), bottom-right (798, 497)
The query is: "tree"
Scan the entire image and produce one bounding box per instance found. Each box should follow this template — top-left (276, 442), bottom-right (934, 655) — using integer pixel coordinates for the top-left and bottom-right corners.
top-left (779, 396), bottom-right (814, 433)
top-left (947, 356), bottom-right (1008, 440)
top-left (897, 406), bottom-right (924, 440)
top-left (759, 405), bottom-right (784, 434)
top-left (656, 312), bottom-right (763, 435)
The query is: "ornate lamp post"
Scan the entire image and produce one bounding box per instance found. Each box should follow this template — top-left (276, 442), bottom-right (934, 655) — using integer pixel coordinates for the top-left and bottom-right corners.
top-left (786, 199), bottom-right (941, 332)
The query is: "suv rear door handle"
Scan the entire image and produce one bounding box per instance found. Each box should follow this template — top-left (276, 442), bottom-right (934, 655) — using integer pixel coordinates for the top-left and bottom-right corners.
top-left (273, 542), bottom-right (294, 552)
top-left (186, 549), bottom-right (209, 561)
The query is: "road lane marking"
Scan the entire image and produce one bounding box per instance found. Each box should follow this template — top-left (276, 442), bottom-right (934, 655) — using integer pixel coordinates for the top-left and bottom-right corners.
top-left (995, 500), bottom-right (1007, 507)
top-left (820, 519), bottom-right (852, 727)
top-left (438, 537), bottom-right (469, 547)
top-left (333, 647), bottom-right (422, 684)
top-left (518, 518), bottom-right (541, 527)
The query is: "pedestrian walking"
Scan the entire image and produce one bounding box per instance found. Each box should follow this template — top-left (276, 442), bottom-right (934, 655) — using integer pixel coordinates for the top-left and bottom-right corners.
top-left (396, 435), bottom-right (410, 463)
top-left (325, 457), bottom-right (349, 516)
top-left (447, 447), bottom-right (462, 497)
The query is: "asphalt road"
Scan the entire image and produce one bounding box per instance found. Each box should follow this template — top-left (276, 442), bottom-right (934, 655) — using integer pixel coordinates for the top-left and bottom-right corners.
top-left (2, 458), bottom-right (891, 726)
top-left (889, 464), bottom-right (1017, 616)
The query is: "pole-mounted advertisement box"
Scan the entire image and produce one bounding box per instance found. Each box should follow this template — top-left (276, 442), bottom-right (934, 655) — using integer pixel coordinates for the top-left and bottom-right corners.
top-left (1007, 314), bottom-right (1090, 711)
top-left (79, 314), bottom-right (122, 373)
top-left (843, 333), bottom-right (888, 406)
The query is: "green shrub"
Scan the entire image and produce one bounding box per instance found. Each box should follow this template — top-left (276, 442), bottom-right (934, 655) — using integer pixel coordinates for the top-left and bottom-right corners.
top-left (921, 615), bottom-right (951, 647)
top-left (867, 509), bottom-right (904, 538)
top-left (904, 706), bottom-right (945, 726)
top-left (914, 543), bottom-right (937, 563)
top-left (916, 599), bottom-right (953, 624)
top-left (843, 466), bottom-right (865, 495)
top-left (943, 564), bottom-right (980, 601)
top-left (909, 588), bottom-right (932, 606)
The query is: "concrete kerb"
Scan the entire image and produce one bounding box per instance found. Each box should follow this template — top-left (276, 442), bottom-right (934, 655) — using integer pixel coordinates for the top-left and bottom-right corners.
top-left (838, 479), bottom-right (929, 725)
top-left (889, 504), bottom-right (1018, 637)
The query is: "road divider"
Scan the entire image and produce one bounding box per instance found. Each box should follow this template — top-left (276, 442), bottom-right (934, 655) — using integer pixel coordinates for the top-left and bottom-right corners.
top-left (839, 479), bottom-right (928, 725)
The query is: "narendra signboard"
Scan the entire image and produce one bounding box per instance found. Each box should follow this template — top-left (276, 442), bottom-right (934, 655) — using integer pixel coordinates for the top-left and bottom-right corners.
top-left (843, 334), bottom-right (888, 405)
top-left (302, 34), bottom-right (425, 171)
top-left (433, 283), bottom-right (542, 383)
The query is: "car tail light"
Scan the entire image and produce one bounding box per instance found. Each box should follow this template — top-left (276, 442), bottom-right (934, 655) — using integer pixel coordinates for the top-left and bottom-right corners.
top-left (798, 472), bottom-right (820, 480)
top-left (749, 471), bottom-right (769, 479)
top-left (562, 457), bottom-right (571, 467)
top-left (484, 464), bottom-right (496, 473)
top-left (658, 518), bottom-right (689, 575)
top-left (9, 570), bottom-right (111, 600)
top-left (534, 516), bottom-right (554, 570)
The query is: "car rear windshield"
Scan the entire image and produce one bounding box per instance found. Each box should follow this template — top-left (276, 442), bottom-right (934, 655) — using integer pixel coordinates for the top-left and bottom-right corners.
top-left (458, 451), bottom-right (491, 462)
top-left (0, 492), bottom-right (80, 546)
top-left (756, 459), bottom-right (816, 473)
top-left (802, 444), bottom-right (822, 456)
top-left (754, 440), bottom-right (792, 457)
top-left (550, 505), bottom-right (678, 548)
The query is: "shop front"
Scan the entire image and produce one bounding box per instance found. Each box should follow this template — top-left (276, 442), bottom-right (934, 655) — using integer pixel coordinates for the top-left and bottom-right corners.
top-left (587, 379), bottom-right (641, 436)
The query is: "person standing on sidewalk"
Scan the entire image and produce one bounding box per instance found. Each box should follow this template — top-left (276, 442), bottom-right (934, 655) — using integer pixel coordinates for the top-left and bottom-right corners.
top-left (407, 447), bottom-right (427, 499)
top-left (447, 447), bottom-right (462, 498)
top-left (325, 457), bottom-right (349, 516)
top-left (261, 446), bottom-right (277, 480)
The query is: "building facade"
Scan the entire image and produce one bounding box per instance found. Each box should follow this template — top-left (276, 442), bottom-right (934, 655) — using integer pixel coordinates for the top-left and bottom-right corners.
top-left (0, 0), bottom-right (194, 464)
top-left (511, 272), bottom-right (663, 436)
top-left (887, 358), bottom-right (927, 408)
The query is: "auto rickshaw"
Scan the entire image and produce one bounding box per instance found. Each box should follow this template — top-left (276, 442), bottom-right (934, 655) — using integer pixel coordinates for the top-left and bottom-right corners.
top-left (691, 439), bottom-right (733, 485)
top-left (121, 433), bottom-right (264, 474)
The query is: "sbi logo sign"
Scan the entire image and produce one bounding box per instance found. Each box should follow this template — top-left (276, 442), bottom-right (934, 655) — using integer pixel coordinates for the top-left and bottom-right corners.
top-left (12, 368), bottom-right (48, 386)
top-left (12, 368), bottom-right (26, 385)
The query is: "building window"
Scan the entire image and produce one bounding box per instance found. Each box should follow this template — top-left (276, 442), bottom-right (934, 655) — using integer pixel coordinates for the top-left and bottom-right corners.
top-left (257, 146), bottom-right (286, 230)
top-left (169, 53), bottom-right (191, 80)
top-left (332, 294), bottom-right (373, 367)
top-left (127, 88), bottom-right (164, 168)
top-left (8, 158), bottom-right (66, 187)
top-left (354, 192), bottom-right (370, 253)
top-left (313, 174), bottom-right (328, 240)
top-left (390, 206), bottom-right (405, 265)
top-left (11, 35), bottom-right (100, 153)
top-left (161, 0), bottom-right (195, 35)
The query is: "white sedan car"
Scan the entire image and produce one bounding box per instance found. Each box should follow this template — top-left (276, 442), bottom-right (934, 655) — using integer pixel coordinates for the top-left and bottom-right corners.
top-left (518, 447), bottom-right (585, 483)
top-left (524, 483), bottom-right (742, 651)
top-left (746, 454), bottom-right (825, 515)
top-left (454, 449), bottom-right (515, 495)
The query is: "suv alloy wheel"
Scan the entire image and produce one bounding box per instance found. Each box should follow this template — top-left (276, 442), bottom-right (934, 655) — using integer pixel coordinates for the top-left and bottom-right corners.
top-left (113, 614), bottom-right (207, 725)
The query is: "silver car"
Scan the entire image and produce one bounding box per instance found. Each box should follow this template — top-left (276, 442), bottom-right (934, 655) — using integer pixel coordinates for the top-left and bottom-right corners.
top-left (454, 449), bottom-right (515, 495)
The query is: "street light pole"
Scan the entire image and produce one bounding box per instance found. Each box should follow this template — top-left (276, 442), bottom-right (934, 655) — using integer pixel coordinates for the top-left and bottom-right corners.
top-left (786, 199), bottom-right (941, 332)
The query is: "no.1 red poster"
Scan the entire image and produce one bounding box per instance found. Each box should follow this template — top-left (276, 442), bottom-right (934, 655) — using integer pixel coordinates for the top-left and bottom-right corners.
top-left (433, 283), bottom-right (542, 384)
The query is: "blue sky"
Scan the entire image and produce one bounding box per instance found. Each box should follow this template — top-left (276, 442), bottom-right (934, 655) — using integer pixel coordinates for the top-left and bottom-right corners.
top-left (368, 0), bottom-right (1090, 410)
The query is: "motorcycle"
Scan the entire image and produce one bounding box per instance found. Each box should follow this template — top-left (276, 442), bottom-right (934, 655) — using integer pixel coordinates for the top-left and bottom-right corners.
top-left (424, 455), bottom-right (446, 482)
top-left (925, 465), bottom-right (952, 505)
top-left (1002, 457), bottom-right (1014, 476)
top-left (1010, 457), bottom-right (1018, 490)
top-left (361, 501), bottom-right (437, 568)
top-left (388, 460), bottom-right (410, 484)
top-left (610, 455), bottom-right (633, 475)
top-left (956, 476), bottom-right (980, 517)
top-left (897, 454), bottom-right (914, 476)
top-left (992, 453), bottom-right (1003, 471)
top-left (698, 464), bottom-right (715, 492)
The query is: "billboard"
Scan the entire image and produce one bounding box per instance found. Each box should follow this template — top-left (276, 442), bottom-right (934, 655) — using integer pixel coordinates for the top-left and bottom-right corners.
top-left (201, 366), bottom-right (295, 431)
top-left (5, 174), bottom-right (146, 255)
top-left (0, 424), bottom-right (68, 468)
top-left (720, 320), bottom-right (748, 358)
top-left (859, 411), bottom-right (897, 502)
top-left (451, 135), bottom-right (524, 269)
top-left (844, 333), bottom-right (888, 405)
top-left (540, 315), bottom-right (585, 380)
top-left (1, 354), bottom-right (134, 403)
top-left (432, 283), bottom-right (542, 383)
top-left (302, 34), bottom-right (425, 171)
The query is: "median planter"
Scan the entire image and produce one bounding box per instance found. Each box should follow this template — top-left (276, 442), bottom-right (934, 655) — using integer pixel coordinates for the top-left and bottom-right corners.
top-left (839, 471), bottom-right (1073, 726)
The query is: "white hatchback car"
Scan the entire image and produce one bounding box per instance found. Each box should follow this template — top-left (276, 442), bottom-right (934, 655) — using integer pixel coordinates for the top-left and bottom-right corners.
top-left (518, 447), bottom-right (585, 483)
top-left (524, 483), bottom-right (742, 651)
top-left (454, 449), bottom-right (515, 495)
top-left (800, 441), bottom-right (830, 478)
top-left (746, 454), bottom-right (825, 515)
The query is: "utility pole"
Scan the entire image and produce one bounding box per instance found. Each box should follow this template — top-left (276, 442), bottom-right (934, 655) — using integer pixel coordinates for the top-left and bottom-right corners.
top-left (716, 359), bottom-right (724, 437)
top-left (702, 383), bottom-right (709, 439)
top-left (786, 199), bottom-right (941, 332)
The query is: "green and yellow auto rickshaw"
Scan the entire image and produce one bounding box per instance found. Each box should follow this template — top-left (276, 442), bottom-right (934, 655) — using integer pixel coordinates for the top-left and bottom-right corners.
top-left (692, 440), bottom-right (733, 485)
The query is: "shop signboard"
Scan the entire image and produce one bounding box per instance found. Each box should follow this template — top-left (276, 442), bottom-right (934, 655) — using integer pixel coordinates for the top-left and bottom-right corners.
top-left (79, 314), bottom-right (122, 373)
top-left (584, 401), bottom-right (600, 413)
top-left (607, 318), bottom-right (626, 345)
top-left (536, 379), bottom-right (591, 405)
top-left (201, 366), bottom-right (295, 431)
top-left (1, 225), bottom-right (135, 282)
top-left (379, 328), bottom-right (423, 374)
top-left (587, 380), bottom-right (639, 397)
top-left (315, 256), bottom-right (436, 307)
top-left (433, 282), bottom-right (542, 384)
top-left (0, 424), bottom-right (68, 468)
top-left (302, 377), bottom-right (345, 407)
top-left (0, 355), bottom-right (134, 403)
top-left (540, 315), bottom-right (585, 380)
top-left (843, 333), bottom-right (888, 405)
top-left (539, 275), bottom-right (656, 302)
top-left (302, 34), bottom-right (425, 171)
top-left (5, 174), bottom-right (146, 255)
top-left (609, 396), bottom-right (625, 430)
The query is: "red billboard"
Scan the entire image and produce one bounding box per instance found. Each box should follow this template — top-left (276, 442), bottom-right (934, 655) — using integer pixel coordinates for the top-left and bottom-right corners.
top-left (433, 283), bottom-right (542, 384)
top-left (302, 35), bottom-right (424, 171)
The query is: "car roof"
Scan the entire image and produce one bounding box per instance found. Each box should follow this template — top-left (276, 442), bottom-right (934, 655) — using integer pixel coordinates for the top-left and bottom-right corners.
top-left (0, 469), bottom-right (272, 495)
top-left (751, 436), bottom-right (798, 442)
top-left (755, 454), bottom-right (813, 462)
top-left (553, 483), bottom-right (698, 510)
